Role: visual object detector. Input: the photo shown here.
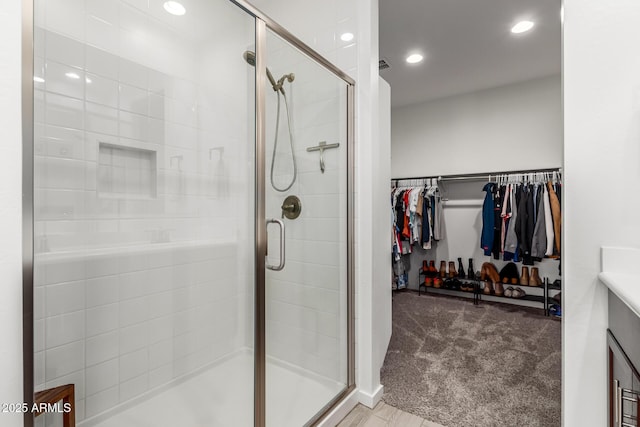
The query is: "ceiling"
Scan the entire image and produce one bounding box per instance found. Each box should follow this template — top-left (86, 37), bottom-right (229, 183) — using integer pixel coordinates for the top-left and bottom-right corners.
top-left (379, 0), bottom-right (561, 108)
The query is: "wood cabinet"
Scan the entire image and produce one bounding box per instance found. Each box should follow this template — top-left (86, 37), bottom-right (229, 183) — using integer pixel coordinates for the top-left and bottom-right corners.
top-left (608, 330), bottom-right (640, 427)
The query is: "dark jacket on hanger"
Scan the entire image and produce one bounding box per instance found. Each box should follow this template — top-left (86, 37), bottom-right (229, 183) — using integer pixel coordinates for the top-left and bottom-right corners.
top-left (515, 185), bottom-right (535, 265)
top-left (492, 185), bottom-right (504, 259)
top-left (481, 183), bottom-right (495, 256)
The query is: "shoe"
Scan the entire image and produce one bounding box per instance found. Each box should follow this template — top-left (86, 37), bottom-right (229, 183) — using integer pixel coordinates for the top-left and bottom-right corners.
top-left (512, 287), bottom-right (526, 299)
top-left (483, 281), bottom-right (493, 295)
top-left (494, 281), bottom-right (504, 297)
top-left (504, 287), bottom-right (514, 298)
top-left (424, 277), bottom-right (433, 287)
top-left (520, 266), bottom-right (530, 286)
top-left (483, 263), bottom-right (500, 283)
top-left (434, 277), bottom-right (443, 288)
top-left (457, 258), bottom-right (466, 279)
top-left (467, 259), bottom-right (475, 280)
top-left (552, 292), bottom-right (561, 304)
top-left (448, 261), bottom-right (457, 278)
top-left (428, 260), bottom-right (438, 276)
top-left (422, 260), bottom-right (428, 272)
top-left (448, 279), bottom-right (462, 290)
top-left (480, 263), bottom-right (487, 281)
top-left (529, 267), bottom-right (542, 287)
top-left (439, 261), bottom-right (447, 278)
top-left (499, 262), bottom-right (519, 285)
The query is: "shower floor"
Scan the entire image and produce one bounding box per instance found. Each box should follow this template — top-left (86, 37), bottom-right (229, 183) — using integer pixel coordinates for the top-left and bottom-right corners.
top-left (85, 351), bottom-right (344, 427)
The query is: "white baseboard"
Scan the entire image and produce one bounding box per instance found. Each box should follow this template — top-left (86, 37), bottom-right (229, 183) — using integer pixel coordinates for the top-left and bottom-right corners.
top-left (358, 384), bottom-right (384, 408)
top-left (316, 389), bottom-right (360, 427)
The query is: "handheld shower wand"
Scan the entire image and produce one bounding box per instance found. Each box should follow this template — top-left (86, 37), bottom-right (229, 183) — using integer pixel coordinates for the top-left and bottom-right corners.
top-left (243, 50), bottom-right (297, 192)
top-left (243, 50), bottom-right (291, 94)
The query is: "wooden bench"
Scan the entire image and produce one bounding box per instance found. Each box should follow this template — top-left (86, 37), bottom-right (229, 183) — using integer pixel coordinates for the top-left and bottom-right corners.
top-left (34, 384), bottom-right (75, 427)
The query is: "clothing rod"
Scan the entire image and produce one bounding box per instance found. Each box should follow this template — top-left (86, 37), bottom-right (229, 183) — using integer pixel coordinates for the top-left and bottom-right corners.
top-left (391, 167), bottom-right (562, 183)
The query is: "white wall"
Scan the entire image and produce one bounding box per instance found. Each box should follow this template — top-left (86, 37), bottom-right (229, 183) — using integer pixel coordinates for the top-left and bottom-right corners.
top-left (373, 78), bottom-right (392, 376)
top-left (0, 0), bottom-right (25, 426)
top-left (564, 1), bottom-right (640, 425)
top-left (391, 75), bottom-right (562, 178)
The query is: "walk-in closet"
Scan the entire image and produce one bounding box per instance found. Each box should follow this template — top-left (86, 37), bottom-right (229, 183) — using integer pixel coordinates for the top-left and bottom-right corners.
top-left (377, 1), bottom-right (562, 426)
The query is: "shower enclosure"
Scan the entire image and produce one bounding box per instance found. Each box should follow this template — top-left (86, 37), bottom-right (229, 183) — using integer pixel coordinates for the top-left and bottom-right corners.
top-left (25, 0), bottom-right (354, 426)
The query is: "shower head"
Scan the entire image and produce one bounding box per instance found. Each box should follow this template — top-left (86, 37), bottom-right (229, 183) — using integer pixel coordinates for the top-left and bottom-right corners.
top-left (243, 50), bottom-right (256, 66)
top-left (242, 50), bottom-right (286, 95)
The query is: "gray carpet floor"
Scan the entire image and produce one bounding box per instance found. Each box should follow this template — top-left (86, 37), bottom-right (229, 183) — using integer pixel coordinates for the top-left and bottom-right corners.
top-left (380, 291), bottom-right (561, 427)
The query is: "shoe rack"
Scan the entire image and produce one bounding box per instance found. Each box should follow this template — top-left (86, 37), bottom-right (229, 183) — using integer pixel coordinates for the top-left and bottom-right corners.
top-left (418, 268), bottom-right (561, 317)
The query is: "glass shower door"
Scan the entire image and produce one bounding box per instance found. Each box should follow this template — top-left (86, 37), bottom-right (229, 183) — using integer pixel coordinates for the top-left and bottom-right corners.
top-left (32, 0), bottom-right (256, 426)
top-left (263, 29), bottom-right (350, 427)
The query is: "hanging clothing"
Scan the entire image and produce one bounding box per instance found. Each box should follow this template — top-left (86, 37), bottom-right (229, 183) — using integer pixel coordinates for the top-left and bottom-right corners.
top-left (548, 181), bottom-right (561, 256)
top-left (422, 191), bottom-right (432, 249)
top-left (481, 183), bottom-right (495, 256)
top-left (410, 187), bottom-right (422, 244)
top-left (390, 182), bottom-right (445, 255)
top-left (531, 184), bottom-right (547, 260)
top-left (491, 185), bottom-right (504, 259)
top-left (543, 184), bottom-right (555, 256)
top-left (500, 184), bottom-right (512, 254)
top-left (432, 190), bottom-right (444, 241)
top-left (503, 183), bottom-right (519, 261)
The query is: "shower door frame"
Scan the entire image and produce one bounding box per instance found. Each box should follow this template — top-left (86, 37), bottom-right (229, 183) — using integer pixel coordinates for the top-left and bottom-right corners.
top-left (20, 0), bottom-right (356, 426)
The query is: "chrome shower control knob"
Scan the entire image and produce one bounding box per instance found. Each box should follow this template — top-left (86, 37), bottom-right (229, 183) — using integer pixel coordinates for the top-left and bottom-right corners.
top-left (281, 195), bottom-right (302, 220)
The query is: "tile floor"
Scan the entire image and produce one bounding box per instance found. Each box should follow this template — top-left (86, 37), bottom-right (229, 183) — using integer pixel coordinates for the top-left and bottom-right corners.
top-left (337, 401), bottom-right (445, 427)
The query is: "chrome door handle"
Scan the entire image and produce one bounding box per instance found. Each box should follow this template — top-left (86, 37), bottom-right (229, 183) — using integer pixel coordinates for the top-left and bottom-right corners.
top-left (266, 218), bottom-right (285, 271)
top-left (614, 379), bottom-right (622, 427)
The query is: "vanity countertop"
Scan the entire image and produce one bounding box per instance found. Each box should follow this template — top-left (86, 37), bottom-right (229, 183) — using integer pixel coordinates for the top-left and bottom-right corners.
top-left (599, 247), bottom-right (640, 318)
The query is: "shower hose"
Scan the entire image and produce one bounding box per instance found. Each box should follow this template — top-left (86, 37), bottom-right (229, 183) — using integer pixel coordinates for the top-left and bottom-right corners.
top-left (270, 90), bottom-right (297, 192)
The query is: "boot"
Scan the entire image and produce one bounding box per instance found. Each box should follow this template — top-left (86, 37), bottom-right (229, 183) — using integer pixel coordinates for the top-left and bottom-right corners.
top-left (529, 267), bottom-right (542, 287)
top-left (494, 281), bottom-right (504, 297)
top-left (424, 277), bottom-right (433, 287)
top-left (439, 261), bottom-right (447, 278)
top-left (422, 260), bottom-right (428, 273)
top-left (520, 266), bottom-right (530, 286)
top-left (448, 261), bottom-right (457, 278)
top-left (433, 277), bottom-right (443, 288)
top-left (484, 263), bottom-right (500, 284)
top-left (483, 281), bottom-right (493, 295)
top-left (428, 260), bottom-right (437, 275)
top-left (457, 258), bottom-right (466, 279)
top-left (467, 259), bottom-right (475, 280)
top-left (480, 263), bottom-right (487, 281)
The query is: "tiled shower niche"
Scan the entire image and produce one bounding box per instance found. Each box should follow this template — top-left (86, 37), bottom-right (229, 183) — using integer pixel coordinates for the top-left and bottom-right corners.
top-left (98, 143), bottom-right (158, 199)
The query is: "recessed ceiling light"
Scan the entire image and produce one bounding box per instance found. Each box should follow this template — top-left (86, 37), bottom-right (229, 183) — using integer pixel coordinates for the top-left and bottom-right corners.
top-left (33, 76), bottom-right (45, 83)
top-left (164, 1), bottom-right (186, 16)
top-left (511, 20), bottom-right (535, 34)
top-left (65, 72), bottom-right (80, 79)
top-left (406, 53), bottom-right (424, 64)
top-left (340, 32), bottom-right (354, 42)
